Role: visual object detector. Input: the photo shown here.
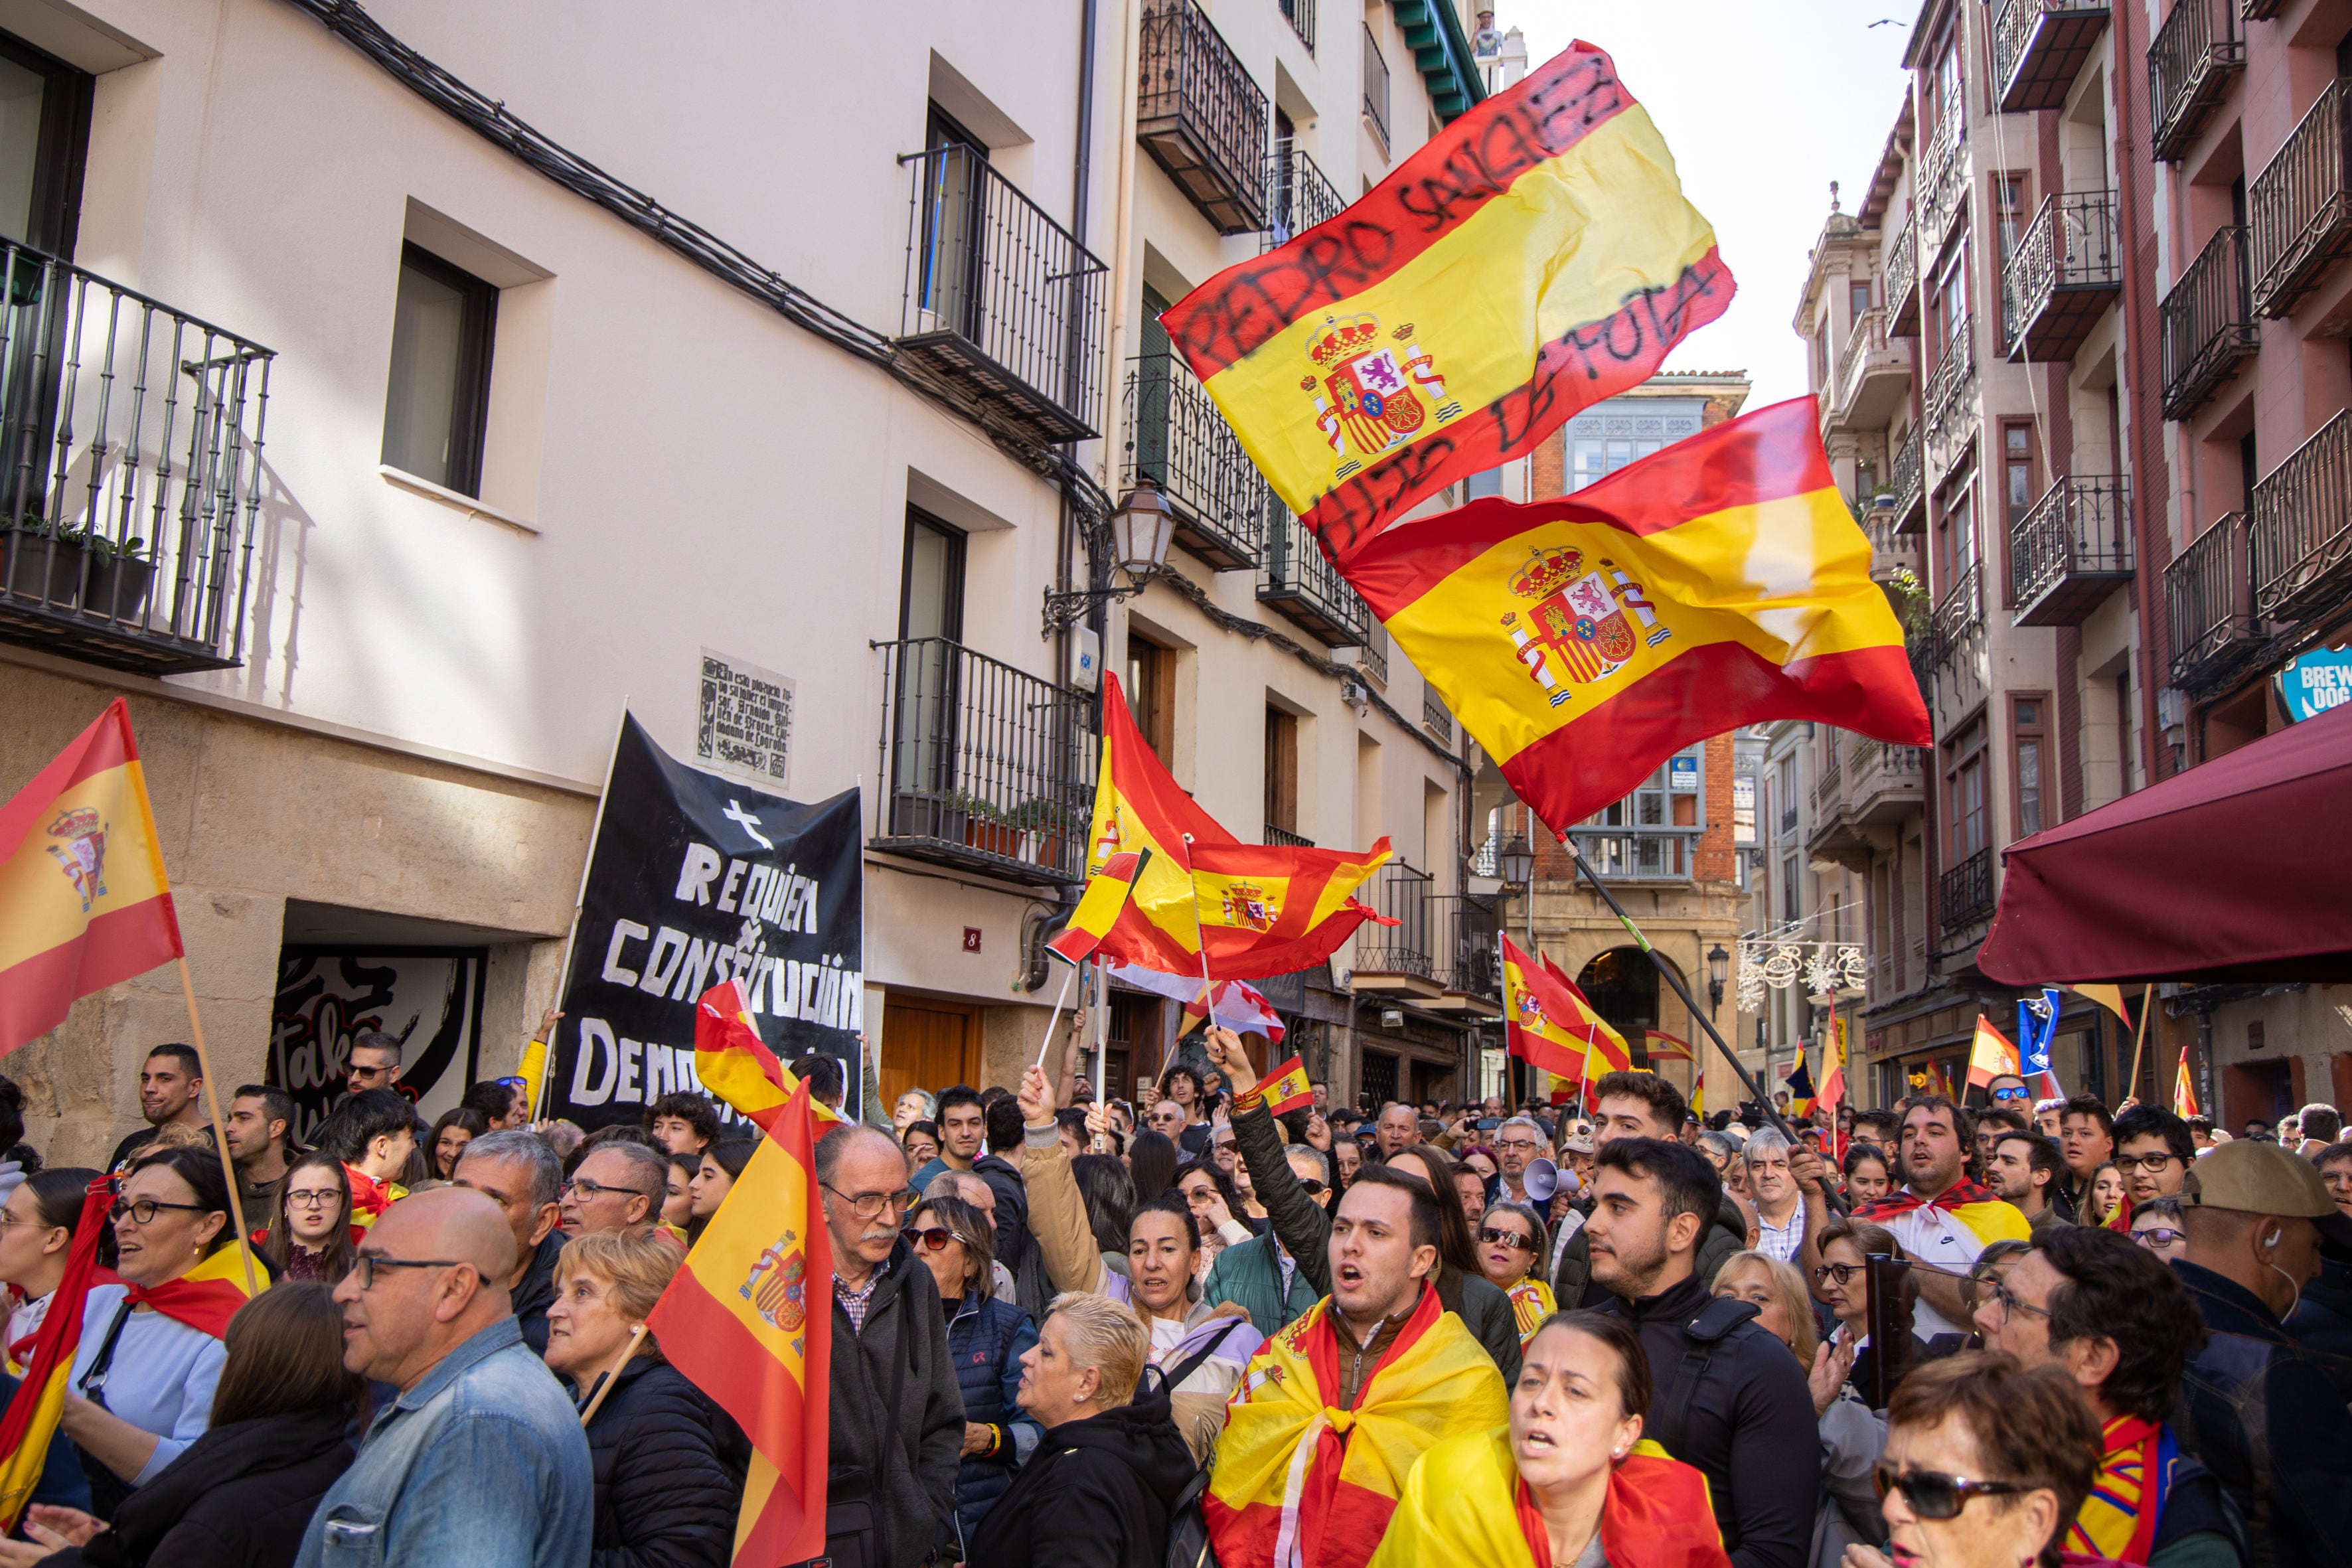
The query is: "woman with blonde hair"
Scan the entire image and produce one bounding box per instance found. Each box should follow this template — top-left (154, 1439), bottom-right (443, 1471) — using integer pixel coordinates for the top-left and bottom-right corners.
top-left (967, 1293), bottom-right (1196, 1568)
top-left (542, 1231), bottom-right (738, 1567)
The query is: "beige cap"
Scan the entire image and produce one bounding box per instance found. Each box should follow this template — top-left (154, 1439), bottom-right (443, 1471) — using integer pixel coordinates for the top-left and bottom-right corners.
top-left (2187, 1138), bottom-right (2352, 1245)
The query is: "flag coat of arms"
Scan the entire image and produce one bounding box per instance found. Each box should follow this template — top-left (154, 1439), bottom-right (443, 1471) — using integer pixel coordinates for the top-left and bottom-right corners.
top-left (1341, 398), bottom-right (1930, 834)
top-left (1966, 1015), bottom-right (2022, 1089)
top-left (1501, 934), bottom-right (1630, 1089)
top-left (1160, 41), bottom-right (1732, 560)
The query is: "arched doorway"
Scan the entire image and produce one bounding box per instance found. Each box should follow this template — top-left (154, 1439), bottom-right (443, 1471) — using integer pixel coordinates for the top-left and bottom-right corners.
top-left (1577, 947), bottom-right (1658, 1067)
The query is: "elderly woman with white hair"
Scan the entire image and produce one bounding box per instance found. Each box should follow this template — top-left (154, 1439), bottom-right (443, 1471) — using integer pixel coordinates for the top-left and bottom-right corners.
top-left (966, 1293), bottom-right (1198, 1568)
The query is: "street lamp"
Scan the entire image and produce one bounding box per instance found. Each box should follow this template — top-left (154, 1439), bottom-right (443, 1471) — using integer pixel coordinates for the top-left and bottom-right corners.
top-left (1707, 943), bottom-right (1730, 1016)
top-left (1498, 832), bottom-right (1535, 890)
top-left (1042, 483), bottom-right (1178, 633)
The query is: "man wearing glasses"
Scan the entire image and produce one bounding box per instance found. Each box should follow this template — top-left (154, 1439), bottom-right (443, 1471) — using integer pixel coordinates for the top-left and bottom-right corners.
top-left (296, 1188), bottom-right (590, 1568)
top-left (2110, 1106), bottom-right (2193, 1211)
top-left (817, 1123), bottom-right (963, 1568)
top-left (1488, 1117), bottom-right (1548, 1208)
top-left (556, 1141), bottom-right (668, 1241)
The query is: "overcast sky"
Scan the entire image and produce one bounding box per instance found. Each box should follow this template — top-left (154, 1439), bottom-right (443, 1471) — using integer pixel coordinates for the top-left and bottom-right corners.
top-left (1509, 2), bottom-right (1916, 410)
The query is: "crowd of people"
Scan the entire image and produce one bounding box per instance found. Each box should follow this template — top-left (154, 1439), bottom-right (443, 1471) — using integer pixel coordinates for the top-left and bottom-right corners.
top-left (0, 1024), bottom-right (2346, 1568)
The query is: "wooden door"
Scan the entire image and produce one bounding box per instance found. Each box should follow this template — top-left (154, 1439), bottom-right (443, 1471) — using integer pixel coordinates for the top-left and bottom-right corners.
top-left (880, 997), bottom-right (980, 1110)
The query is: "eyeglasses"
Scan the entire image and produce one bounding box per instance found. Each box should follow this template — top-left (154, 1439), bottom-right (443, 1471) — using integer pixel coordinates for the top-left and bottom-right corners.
top-left (902, 1225), bottom-right (975, 1253)
top-left (491, 1075), bottom-right (526, 1091)
top-left (1872, 1464), bottom-right (2032, 1520)
top-left (352, 1253), bottom-right (463, 1291)
top-left (1980, 1278), bottom-right (2051, 1325)
top-left (559, 1177), bottom-right (659, 1206)
top-left (824, 1184), bottom-right (915, 1221)
top-left (284, 1190), bottom-right (343, 1210)
top-left (1296, 1179), bottom-right (1328, 1196)
top-left (1478, 1225), bottom-right (1535, 1251)
top-left (1497, 1137), bottom-right (1542, 1152)
top-left (2132, 1226), bottom-right (2185, 1249)
top-left (109, 1198), bottom-right (209, 1227)
top-left (2114, 1152), bottom-right (2179, 1173)
top-left (1812, 1262), bottom-right (1862, 1286)
top-left (1989, 1085), bottom-right (2031, 1101)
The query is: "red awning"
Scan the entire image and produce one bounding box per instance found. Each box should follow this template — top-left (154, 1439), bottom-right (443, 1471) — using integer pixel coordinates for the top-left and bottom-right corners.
top-left (1979, 702), bottom-right (2352, 986)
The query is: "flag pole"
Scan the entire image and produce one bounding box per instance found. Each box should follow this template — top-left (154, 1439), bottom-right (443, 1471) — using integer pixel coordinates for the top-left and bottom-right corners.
top-left (1178, 833), bottom-right (1214, 1078)
top-left (1033, 960), bottom-right (1078, 1071)
top-left (2123, 982), bottom-right (2156, 1105)
top-left (1557, 832), bottom-right (1802, 1145)
top-left (1093, 957), bottom-right (1109, 1109)
top-left (175, 957), bottom-right (258, 1296)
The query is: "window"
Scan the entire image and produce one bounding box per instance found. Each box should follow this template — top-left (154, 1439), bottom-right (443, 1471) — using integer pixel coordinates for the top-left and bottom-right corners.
top-left (381, 244), bottom-right (497, 496)
top-left (2013, 696), bottom-right (2045, 837)
top-left (0, 31), bottom-right (90, 258)
top-left (1941, 483), bottom-right (1977, 591)
top-left (899, 509), bottom-right (965, 642)
top-left (1127, 637), bottom-right (1174, 763)
top-left (1781, 851), bottom-right (1802, 924)
top-left (1946, 718), bottom-right (1988, 860)
top-left (1466, 467), bottom-right (1504, 500)
top-left (1849, 279), bottom-right (1871, 321)
top-left (1570, 433), bottom-right (1666, 491)
top-left (1994, 174), bottom-right (2029, 270)
top-left (2003, 423), bottom-right (2037, 527)
top-left (1932, 238), bottom-right (1971, 356)
top-left (1264, 706), bottom-right (1298, 836)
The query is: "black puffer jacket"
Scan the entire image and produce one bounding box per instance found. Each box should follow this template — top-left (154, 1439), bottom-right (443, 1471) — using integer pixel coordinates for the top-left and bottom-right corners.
top-left (965, 1387), bottom-right (1198, 1568)
top-left (42, 1405), bottom-right (351, 1568)
top-left (582, 1358), bottom-right (740, 1568)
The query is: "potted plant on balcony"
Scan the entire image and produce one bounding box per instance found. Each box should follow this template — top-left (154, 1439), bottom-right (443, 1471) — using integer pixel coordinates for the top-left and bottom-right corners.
top-left (82, 531), bottom-right (153, 621)
top-left (0, 516), bottom-right (86, 609)
top-left (1008, 797), bottom-right (1081, 871)
top-left (949, 792), bottom-right (1025, 860)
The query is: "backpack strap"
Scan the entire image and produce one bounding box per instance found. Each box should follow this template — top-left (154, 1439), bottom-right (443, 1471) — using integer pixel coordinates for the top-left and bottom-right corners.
top-left (1652, 1295), bottom-right (1757, 1463)
top-left (1154, 1317), bottom-right (1249, 1399)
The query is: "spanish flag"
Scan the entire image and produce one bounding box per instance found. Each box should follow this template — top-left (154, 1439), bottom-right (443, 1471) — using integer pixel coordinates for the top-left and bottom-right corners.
top-left (694, 980), bottom-right (842, 1133)
top-left (1368, 1429), bottom-right (1730, 1568)
top-left (2173, 1051), bottom-right (2200, 1119)
top-left (1188, 838), bottom-right (1393, 978)
top-left (1502, 934), bottom-right (1630, 1089)
top-left (0, 1177), bottom-right (110, 1529)
top-left (1046, 848), bottom-right (1151, 963)
top-left (1342, 398), bottom-right (1931, 834)
top-left (0, 700), bottom-right (183, 1052)
top-left (1162, 41), bottom-right (1732, 560)
top-left (648, 1080), bottom-right (831, 1566)
top-left (1966, 1015), bottom-right (2022, 1089)
top-left (1241, 1053), bottom-right (1313, 1117)
top-left (1079, 672), bottom-right (1233, 975)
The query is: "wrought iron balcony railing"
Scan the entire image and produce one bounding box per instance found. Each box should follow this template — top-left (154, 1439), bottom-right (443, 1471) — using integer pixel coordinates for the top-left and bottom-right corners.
top-left (1939, 846), bottom-right (1996, 931)
top-left (1138, 0), bottom-right (1271, 236)
top-left (1435, 892), bottom-right (1501, 999)
top-left (2003, 191), bottom-right (2122, 362)
top-left (1919, 103), bottom-right (1969, 248)
top-left (1356, 860), bottom-right (1433, 977)
top-left (1994, 0), bottom-right (2113, 114)
top-left (1362, 23), bottom-right (1391, 151)
top-left (1887, 210), bottom-right (1920, 335)
top-left (2165, 510), bottom-right (2263, 695)
top-left (1815, 734), bottom-right (1844, 807)
top-left (1263, 139), bottom-right (1344, 252)
top-left (2252, 409), bottom-right (2352, 624)
top-left (1123, 353), bottom-right (1267, 568)
top-left (0, 240), bottom-right (274, 676)
top-left (1930, 559), bottom-right (1984, 670)
top-left (1891, 427), bottom-right (1925, 530)
top-left (2160, 224), bottom-right (2257, 420)
top-left (1570, 826), bottom-right (1705, 882)
top-left (1264, 823), bottom-right (1314, 848)
top-left (1259, 505), bottom-right (1372, 647)
top-left (1281, 0), bottom-right (1316, 52)
top-left (2150, 0), bottom-right (2242, 163)
top-left (872, 637), bottom-right (1097, 886)
top-left (2011, 475), bottom-right (2133, 626)
top-left (2249, 78), bottom-right (2352, 319)
top-left (897, 145), bottom-right (1107, 443)
top-left (1923, 313), bottom-right (1979, 482)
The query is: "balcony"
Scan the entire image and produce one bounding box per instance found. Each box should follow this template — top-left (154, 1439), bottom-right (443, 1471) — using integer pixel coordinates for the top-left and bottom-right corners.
top-left (2160, 225), bottom-right (2258, 420)
top-left (1569, 826), bottom-right (1704, 881)
top-left (897, 145), bottom-right (1108, 443)
top-left (1831, 307), bottom-right (1911, 431)
top-left (1430, 893), bottom-right (1502, 1006)
top-left (1814, 735), bottom-right (1843, 808)
top-left (2251, 410), bottom-right (2352, 625)
top-left (1264, 824), bottom-right (1314, 847)
top-left (0, 243), bottom-right (274, 676)
top-left (1994, 0), bottom-right (2112, 114)
top-left (1354, 860), bottom-right (1436, 992)
top-left (1281, 0), bottom-right (1316, 52)
top-left (871, 638), bottom-right (1097, 887)
top-left (1123, 354), bottom-right (1266, 568)
top-left (1930, 560), bottom-right (1984, 670)
top-left (2249, 78), bottom-right (2352, 319)
top-left (1138, 0), bottom-right (1270, 236)
top-left (1259, 505), bottom-right (1372, 646)
top-left (2149, 0), bottom-right (2242, 163)
top-left (2003, 192), bottom-right (2122, 362)
top-left (1263, 139), bottom-right (1344, 252)
top-left (1362, 23), bottom-right (1391, 153)
top-left (2011, 475), bottom-right (2134, 626)
top-left (1849, 739), bottom-right (1926, 824)
top-left (1867, 510), bottom-right (1920, 586)
top-left (2165, 510), bottom-right (2264, 695)
top-left (1922, 315), bottom-right (1980, 483)
top-left (1918, 104), bottom-right (1969, 248)
top-left (1887, 211), bottom-right (1921, 336)
top-left (1423, 688), bottom-right (1453, 744)
top-left (1891, 428), bottom-right (1926, 530)
top-left (1940, 846), bottom-right (1996, 932)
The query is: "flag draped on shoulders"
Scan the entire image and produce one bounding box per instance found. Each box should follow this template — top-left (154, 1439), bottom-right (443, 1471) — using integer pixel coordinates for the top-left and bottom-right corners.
top-left (1502, 933), bottom-right (1630, 1089)
top-left (1160, 41), bottom-right (1732, 561)
top-left (0, 699), bottom-right (183, 1053)
top-left (128, 1241), bottom-right (267, 1338)
top-left (694, 980), bottom-right (842, 1133)
top-left (1340, 398), bottom-right (1930, 834)
top-left (647, 1079), bottom-right (832, 1567)
top-left (1854, 1180), bottom-right (2031, 1251)
top-left (1206, 1287), bottom-right (1507, 1568)
top-left (1367, 1428), bottom-right (1731, 1568)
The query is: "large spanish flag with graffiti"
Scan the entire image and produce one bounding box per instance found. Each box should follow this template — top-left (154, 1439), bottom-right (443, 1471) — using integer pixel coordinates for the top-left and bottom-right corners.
top-left (1160, 40), bottom-right (1732, 561)
top-left (1342, 398), bottom-right (1931, 835)
top-left (0, 699), bottom-right (183, 1052)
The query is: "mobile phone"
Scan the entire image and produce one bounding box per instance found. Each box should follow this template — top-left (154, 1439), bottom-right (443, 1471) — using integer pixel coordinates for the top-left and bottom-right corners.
top-left (1476, 1117), bottom-right (1500, 1131)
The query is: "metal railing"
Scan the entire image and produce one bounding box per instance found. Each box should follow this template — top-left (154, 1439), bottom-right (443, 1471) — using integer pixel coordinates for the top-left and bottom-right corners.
top-left (1139, 0), bottom-right (1271, 235)
top-left (2160, 224), bottom-right (2257, 420)
top-left (2165, 510), bottom-right (2261, 692)
top-left (0, 240), bottom-right (274, 676)
top-left (1435, 893), bottom-right (1501, 999)
top-left (1263, 139), bottom-right (1345, 251)
top-left (1363, 23), bottom-right (1391, 151)
top-left (1891, 428), bottom-right (1924, 526)
top-left (1919, 102), bottom-right (1969, 246)
top-left (2252, 410), bottom-right (2352, 623)
top-left (1122, 353), bottom-right (1267, 567)
top-left (1887, 211), bottom-right (1919, 333)
top-left (1923, 313), bottom-right (1979, 481)
top-left (2001, 191), bottom-right (2122, 355)
top-left (1815, 734), bottom-right (1844, 805)
top-left (897, 145), bottom-right (1107, 443)
top-left (1993, 0), bottom-right (2114, 114)
top-left (1423, 688), bottom-right (1453, 743)
top-left (1357, 860), bottom-right (1433, 976)
top-left (1930, 560), bottom-right (1984, 668)
top-left (1570, 826), bottom-right (1705, 881)
top-left (2011, 475), bottom-right (2133, 623)
top-left (1264, 823), bottom-right (1314, 848)
top-left (1358, 631), bottom-right (1388, 685)
top-left (1835, 306), bottom-right (1889, 415)
top-left (2248, 78), bottom-right (2352, 318)
top-left (872, 637), bottom-right (1098, 886)
top-left (1281, 0), bottom-right (1316, 52)
top-left (2150, 0), bottom-right (2242, 163)
top-left (1780, 797), bottom-right (1800, 835)
top-left (1259, 505), bottom-right (1373, 646)
top-left (1939, 846), bottom-right (1996, 931)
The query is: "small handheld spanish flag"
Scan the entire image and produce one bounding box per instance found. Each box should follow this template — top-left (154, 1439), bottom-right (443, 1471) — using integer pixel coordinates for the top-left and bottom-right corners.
top-left (1242, 1054), bottom-right (1314, 1117)
top-left (2173, 1050), bottom-right (2201, 1119)
top-left (1046, 848), bottom-right (1152, 964)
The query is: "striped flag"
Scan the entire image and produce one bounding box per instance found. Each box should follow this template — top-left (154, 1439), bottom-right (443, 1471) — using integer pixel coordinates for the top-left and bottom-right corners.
top-left (1967, 1016), bottom-right (2022, 1089)
top-left (1244, 1054), bottom-right (1314, 1117)
top-left (1046, 848), bottom-right (1151, 964)
top-left (1502, 934), bottom-right (1630, 1093)
top-left (694, 980), bottom-right (842, 1133)
top-left (0, 700), bottom-right (183, 1052)
top-left (0, 1177), bottom-right (110, 1529)
top-left (1161, 41), bottom-right (1733, 561)
top-left (2173, 1052), bottom-right (2201, 1119)
top-left (648, 1080), bottom-right (831, 1566)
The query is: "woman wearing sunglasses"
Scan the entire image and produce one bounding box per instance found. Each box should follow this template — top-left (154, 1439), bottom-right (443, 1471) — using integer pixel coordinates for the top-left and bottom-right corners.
top-left (1847, 1351), bottom-right (2108, 1568)
top-left (1476, 1203), bottom-right (1555, 1346)
top-left (902, 1192), bottom-right (1042, 1552)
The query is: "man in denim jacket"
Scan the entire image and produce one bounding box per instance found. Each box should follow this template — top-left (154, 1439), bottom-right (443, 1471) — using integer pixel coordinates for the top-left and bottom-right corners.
top-left (295, 1187), bottom-right (593, 1567)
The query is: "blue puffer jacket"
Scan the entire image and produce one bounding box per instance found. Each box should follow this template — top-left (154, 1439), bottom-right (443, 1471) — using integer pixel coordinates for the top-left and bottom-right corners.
top-left (939, 1292), bottom-right (1042, 1553)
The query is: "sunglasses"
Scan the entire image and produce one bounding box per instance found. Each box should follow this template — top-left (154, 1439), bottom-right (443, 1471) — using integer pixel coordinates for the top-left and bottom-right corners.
top-left (901, 1225), bottom-right (975, 1253)
top-left (1871, 1464), bottom-right (2031, 1520)
top-left (1478, 1225), bottom-right (1534, 1251)
top-left (1989, 1085), bottom-right (2031, 1101)
top-left (1296, 1179), bottom-right (1328, 1196)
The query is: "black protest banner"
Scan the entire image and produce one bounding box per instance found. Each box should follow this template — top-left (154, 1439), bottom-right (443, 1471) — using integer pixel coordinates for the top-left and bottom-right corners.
top-left (547, 714), bottom-right (862, 1131)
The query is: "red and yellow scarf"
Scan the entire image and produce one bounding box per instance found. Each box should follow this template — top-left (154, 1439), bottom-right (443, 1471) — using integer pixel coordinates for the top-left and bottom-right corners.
top-left (2067, 1415), bottom-right (2169, 1563)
